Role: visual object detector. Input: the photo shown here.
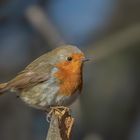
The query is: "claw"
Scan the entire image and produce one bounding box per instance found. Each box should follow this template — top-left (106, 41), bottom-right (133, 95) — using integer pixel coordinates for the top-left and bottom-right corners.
top-left (46, 109), bottom-right (53, 122)
top-left (46, 106), bottom-right (70, 122)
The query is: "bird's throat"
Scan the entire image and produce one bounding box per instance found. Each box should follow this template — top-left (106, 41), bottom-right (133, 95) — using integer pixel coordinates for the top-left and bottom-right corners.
top-left (54, 66), bottom-right (83, 96)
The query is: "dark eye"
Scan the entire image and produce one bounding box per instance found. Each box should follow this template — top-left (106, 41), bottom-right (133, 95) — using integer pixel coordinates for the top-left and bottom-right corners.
top-left (67, 56), bottom-right (72, 61)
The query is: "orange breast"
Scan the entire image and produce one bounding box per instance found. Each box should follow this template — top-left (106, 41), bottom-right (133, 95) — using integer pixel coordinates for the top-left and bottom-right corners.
top-left (54, 61), bottom-right (83, 96)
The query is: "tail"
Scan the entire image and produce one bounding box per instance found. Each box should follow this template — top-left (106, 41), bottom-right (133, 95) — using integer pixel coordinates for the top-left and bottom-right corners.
top-left (0, 83), bottom-right (9, 95)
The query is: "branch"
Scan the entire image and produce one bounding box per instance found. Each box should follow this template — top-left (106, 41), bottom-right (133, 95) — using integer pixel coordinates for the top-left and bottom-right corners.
top-left (87, 24), bottom-right (140, 61)
top-left (25, 5), bottom-right (65, 48)
top-left (46, 108), bottom-right (74, 140)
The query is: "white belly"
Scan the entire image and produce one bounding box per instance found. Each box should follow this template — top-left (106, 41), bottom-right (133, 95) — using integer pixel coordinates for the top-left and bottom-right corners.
top-left (20, 79), bottom-right (79, 110)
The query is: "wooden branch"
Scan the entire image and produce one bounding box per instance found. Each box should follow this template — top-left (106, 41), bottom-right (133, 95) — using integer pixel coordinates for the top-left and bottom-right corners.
top-left (25, 5), bottom-right (65, 48)
top-left (87, 24), bottom-right (140, 62)
top-left (46, 108), bottom-right (74, 140)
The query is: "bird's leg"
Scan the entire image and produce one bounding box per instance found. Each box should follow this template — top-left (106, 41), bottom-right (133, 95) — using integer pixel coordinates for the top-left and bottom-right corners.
top-left (53, 106), bottom-right (70, 113)
top-left (46, 106), bottom-right (70, 122)
top-left (46, 108), bottom-right (54, 122)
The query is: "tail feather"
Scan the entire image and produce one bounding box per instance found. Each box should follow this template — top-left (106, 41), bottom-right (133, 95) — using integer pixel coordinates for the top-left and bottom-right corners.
top-left (0, 83), bottom-right (8, 95)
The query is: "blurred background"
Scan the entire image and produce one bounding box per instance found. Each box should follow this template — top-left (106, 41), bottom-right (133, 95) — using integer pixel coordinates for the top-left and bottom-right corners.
top-left (0, 0), bottom-right (140, 140)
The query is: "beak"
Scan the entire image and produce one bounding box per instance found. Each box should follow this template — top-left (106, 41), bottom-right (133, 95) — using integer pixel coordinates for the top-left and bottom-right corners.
top-left (82, 57), bottom-right (91, 62)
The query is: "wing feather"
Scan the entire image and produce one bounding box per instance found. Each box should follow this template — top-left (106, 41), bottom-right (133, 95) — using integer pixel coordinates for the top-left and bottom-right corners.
top-left (7, 63), bottom-right (54, 91)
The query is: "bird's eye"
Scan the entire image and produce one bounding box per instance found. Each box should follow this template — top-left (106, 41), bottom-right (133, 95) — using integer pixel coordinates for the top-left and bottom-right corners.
top-left (67, 56), bottom-right (73, 61)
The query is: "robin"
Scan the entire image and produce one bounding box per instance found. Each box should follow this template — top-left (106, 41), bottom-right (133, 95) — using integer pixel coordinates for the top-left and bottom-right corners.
top-left (0, 45), bottom-right (88, 114)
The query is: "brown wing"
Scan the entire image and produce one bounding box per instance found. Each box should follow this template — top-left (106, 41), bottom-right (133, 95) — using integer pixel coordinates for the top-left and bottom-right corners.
top-left (7, 63), bottom-right (54, 91)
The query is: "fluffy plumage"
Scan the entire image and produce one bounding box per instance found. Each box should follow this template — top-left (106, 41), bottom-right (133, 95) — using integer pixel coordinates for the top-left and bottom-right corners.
top-left (0, 45), bottom-right (85, 110)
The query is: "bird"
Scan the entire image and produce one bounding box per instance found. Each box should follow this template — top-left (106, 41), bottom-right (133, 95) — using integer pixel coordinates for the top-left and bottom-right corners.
top-left (0, 45), bottom-right (88, 113)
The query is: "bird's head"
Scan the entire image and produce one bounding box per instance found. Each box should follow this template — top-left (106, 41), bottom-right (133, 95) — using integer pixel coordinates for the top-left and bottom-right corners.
top-left (50, 45), bottom-right (87, 73)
